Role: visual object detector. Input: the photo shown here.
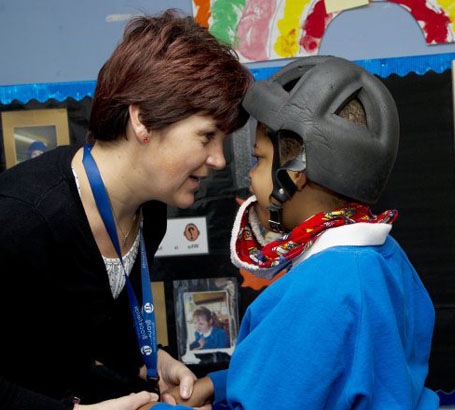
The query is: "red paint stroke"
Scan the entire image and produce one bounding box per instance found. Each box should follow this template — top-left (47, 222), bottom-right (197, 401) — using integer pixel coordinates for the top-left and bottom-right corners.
top-left (300, 0), bottom-right (334, 53)
top-left (239, 268), bottom-right (286, 290)
top-left (194, 0), bottom-right (211, 28)
top-left (236, 0), bottom-right (277, 61)
top-left (387, 0), bottom-right (451, 44)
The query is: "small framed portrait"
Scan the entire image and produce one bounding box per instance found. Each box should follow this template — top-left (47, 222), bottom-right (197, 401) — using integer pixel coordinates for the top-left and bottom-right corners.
top-left (173, 277), bottom-right (239, 365)
top-left (1, 108), bottom-right (70, 169)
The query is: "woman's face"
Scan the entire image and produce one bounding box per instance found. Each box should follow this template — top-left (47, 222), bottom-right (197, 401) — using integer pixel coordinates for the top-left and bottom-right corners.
top-left (148, 114), bottom-right (226, 208)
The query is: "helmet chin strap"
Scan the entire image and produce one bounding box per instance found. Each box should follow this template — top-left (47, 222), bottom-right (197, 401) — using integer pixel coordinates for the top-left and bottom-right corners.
top-left (267, 202), bottom-right (285, 233)
top-left (266, 128), bottom-right (307, 233)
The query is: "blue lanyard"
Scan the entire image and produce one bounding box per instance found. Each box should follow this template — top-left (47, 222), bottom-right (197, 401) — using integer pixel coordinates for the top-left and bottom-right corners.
top-left (82, 144), bottom-right (158, 380)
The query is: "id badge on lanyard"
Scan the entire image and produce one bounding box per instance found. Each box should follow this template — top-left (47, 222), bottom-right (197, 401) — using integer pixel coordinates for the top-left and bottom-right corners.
top-left (82, 144), bottom-right (159, 383)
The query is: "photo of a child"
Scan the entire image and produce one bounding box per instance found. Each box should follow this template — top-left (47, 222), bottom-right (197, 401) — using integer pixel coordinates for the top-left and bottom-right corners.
top-left (183, 291), bottom-right (232, 353)
top-left (173, 278), bottom-right (239, 364)
top-left (189, 306), bottom-right (229, 350)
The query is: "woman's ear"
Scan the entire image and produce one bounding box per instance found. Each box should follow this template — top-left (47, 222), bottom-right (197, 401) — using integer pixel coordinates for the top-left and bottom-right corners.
top-left (290, 171), bottom-right (307, 191)
top-left (128, 105), bottom-right (150, 141)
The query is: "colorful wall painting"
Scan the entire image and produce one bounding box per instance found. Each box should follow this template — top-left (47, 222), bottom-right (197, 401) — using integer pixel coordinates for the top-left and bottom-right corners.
top-left (388, 0), bottom-right (455, 44)
top-left (324, 0), bottom-right (369, 14)
top-left (192, 0), bottom-right (455, 62)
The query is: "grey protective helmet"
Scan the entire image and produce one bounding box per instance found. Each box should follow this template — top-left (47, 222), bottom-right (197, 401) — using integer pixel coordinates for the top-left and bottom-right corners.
top-left (243, 56), bottom-right (399, 226)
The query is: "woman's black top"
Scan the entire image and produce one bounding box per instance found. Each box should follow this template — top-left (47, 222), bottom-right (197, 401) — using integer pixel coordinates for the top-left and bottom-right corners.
top-left (0, 145), bottom-right (167, 408)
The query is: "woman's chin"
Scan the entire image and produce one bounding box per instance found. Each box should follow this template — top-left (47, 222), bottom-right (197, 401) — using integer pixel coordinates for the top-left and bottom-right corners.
top-left (174, 195), bottom-right (195, 209)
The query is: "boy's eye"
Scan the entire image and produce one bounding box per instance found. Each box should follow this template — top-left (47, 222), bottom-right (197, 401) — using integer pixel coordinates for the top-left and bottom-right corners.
top-left (251, 154), bottom-right (259, 168)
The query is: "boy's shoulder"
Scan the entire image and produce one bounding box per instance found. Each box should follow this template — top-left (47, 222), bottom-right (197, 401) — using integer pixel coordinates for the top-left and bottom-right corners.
top-left (256, 245), bottom-right (366, 311)
top-left (248, 234), bottom-right (415, 322)
top-left (273, 236), bottom-right (402, 297)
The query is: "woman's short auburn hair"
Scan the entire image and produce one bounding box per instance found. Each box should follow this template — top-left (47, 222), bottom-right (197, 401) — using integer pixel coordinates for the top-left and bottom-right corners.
top-left (88, 10), bottom-right (253, 141)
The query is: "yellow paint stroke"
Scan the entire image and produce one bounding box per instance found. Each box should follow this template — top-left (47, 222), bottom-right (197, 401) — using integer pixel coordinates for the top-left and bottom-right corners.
top-left (274, 0), bottom-right (312, 57)
top-left (436, 0), bottom-right (455, 34)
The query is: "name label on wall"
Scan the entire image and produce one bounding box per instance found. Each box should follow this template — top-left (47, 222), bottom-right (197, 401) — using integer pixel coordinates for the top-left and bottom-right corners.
top-left (155, 217), bottom-right (208, 257)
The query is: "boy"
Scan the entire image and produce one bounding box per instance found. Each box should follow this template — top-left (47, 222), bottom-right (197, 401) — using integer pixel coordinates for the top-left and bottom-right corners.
top-left (151, 56), bottom-right (438, 409)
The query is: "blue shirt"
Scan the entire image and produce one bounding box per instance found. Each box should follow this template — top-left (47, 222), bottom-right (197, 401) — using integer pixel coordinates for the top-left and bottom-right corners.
top-left (155, 236), bottom-right (438, 409)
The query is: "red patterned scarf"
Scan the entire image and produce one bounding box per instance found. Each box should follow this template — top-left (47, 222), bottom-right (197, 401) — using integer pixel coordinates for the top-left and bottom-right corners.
top-left (231, 196), bottom-right (397, 279)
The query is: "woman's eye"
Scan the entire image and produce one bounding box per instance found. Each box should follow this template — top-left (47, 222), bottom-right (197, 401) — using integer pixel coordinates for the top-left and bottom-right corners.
top-left (251, 155), bottom-right (259, 168)
top-left (201, 132), bottom-right (215, 145)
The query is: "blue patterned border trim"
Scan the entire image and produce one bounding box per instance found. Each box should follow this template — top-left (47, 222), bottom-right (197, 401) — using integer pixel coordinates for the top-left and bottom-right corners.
top-left (1, 52), bottom-right (455, 104)
top-left (251, 52), bottom-right (455, 80)
top-left (0, 80), bottom-right (97, 105)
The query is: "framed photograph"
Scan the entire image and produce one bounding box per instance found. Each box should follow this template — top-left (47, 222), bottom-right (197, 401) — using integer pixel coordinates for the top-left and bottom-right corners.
top-left (173, 277), bottom-right (239, 365)
top-left (184, 290), bottom-right (233, 351)
top-left (1, 108), bottom-right (70, 169)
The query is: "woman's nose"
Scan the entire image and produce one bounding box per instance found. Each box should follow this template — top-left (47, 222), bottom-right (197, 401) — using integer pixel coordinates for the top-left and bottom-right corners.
top-left (207, 144), bottom-right (226, 170)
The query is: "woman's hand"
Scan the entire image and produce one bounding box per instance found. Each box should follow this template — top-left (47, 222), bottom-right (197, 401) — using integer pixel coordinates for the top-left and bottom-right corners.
top-left (79, 391), bottom-right (158, 410)
top-left (157, 349), bottom-right (197, 401)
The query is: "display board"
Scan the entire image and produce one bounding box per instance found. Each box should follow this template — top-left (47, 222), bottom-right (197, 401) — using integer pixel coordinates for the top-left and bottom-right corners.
top-left (376, 69), bottom-right (455, 391)
top-left (0, 65), bottom-right (453, 390)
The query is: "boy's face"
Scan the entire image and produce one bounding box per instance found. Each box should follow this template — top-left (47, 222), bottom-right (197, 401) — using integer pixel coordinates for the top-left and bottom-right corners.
top-left (249, 123), bottom-right (275, 230)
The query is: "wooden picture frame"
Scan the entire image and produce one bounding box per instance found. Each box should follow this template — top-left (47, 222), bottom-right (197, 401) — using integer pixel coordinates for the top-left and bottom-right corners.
top-left (1, 108), bottom-right (70, 169)
top-left (151, 281), bottom-right (169, 346)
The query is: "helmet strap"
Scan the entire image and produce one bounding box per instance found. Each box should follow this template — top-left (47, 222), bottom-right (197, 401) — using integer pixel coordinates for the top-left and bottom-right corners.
top-left (266, 128), bottom-right (307, 233)
top-left (267, 129), bottom-right (294, 233)
top-left (267, 202), bottom-right (284, 233)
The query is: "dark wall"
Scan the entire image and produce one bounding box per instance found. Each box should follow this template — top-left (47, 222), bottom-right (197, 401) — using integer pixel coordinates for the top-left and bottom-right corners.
top-left (377, 70), bottom-right (455, 390)
top-left (1, 69), bottom-right (454, 388)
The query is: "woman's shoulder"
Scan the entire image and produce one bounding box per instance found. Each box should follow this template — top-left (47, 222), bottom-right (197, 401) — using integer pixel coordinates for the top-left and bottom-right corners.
top-left (0, 144), bottom-right (79, 207)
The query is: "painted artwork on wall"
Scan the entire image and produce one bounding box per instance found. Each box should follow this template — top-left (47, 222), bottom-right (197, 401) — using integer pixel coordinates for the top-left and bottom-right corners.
top-left (193, 0), bottom-right (455, 62)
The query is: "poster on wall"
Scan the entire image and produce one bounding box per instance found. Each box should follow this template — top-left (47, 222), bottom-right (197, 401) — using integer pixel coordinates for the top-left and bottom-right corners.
top-left (1, 108), bottom-right (70, 169)
top-left (192, 0), bottom-right (455, 63)
top-left (173, 277), bottom-right (239, 365)
top-left (155, 217), bottom-right (209, 257)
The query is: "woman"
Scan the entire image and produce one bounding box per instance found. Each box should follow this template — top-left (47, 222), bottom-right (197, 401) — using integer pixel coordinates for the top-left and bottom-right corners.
top-left (0, 10), bottom-right (252, 410)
